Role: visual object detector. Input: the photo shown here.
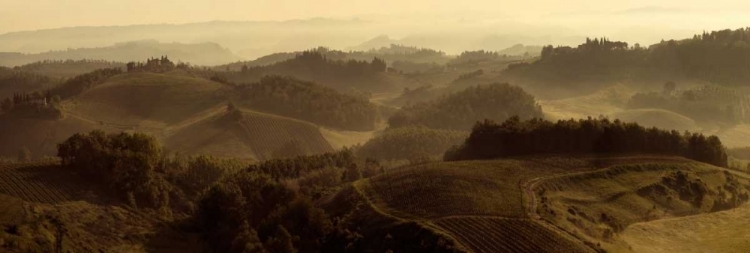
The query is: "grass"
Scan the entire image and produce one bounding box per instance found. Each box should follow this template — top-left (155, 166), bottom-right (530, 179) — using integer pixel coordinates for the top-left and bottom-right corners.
top-left (165, 109), bottom-right (334, 160)
top-left (534, 160), bottom-right (750, 251)
top-left (621, 203), bottom-right (750, 253)
top-left (354, 155), bottom-right (721, 253)
top-left (65, 72), bottom-right (229, 128)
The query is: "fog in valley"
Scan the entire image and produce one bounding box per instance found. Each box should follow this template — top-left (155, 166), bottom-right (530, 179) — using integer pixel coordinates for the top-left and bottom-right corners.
top-left (2, 1), bottom-right (750, 252)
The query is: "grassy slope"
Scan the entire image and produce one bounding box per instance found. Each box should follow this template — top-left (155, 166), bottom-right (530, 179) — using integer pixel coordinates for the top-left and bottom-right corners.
top-left (533, 159), bottom-right (750, 252)
top-left (621, 203), bottom-right (750, 253)
top-left (352, 157), bottom-right (645, 253)
top-left (165, 109), bottom-right (334, 160)
top-left (0, 116), bottom-right (121, 158)
top-left (66, 72), bottom-right (229, 128)
top-left (347, 156), bottom-right (748, 253)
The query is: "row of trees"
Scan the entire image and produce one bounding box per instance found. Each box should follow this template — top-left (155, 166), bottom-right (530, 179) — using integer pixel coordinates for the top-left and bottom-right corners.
top-left (389, 83), bottom-right (543, 130)
top-left (445, 117), bottom-right (728, 167)
top-left (235, 75), bottom-right (379, 131)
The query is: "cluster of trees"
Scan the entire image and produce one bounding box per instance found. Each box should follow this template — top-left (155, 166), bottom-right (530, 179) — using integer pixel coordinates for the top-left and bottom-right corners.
top-left (627, 84), bottom-right (750, 126)
top-left (235, 75), bottom-right (379, 131)
top-left (445, 117), bottom-right (728, 167)
top-left (357, 126), bottom-right (468, 161)
top-left (50, 67), bottom-right (122, 99)
top-left (57, 131), bottom-right (170, 209)
top-left (389, 83), bottom-right (543, 130)
top-left (56, 131), bottom-right (247, 213)
top-left (452, 69), bottom-right (484, 83)
top-left (510, 28), bottom-right (750, 89)
top-left (1, 91), bottom-right (63, 119)
top-left (125, 56), bottom-right (189, 73)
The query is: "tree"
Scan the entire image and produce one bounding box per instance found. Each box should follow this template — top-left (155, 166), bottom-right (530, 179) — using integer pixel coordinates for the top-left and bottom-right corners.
top-left (1, 98), bottom-right (12, 113)
top-left (663, 81), bottom-right (677, 96)
top-left (17, 147), bottom-right (31, 162)
top-left (342, 163), bottom-right (361, 183)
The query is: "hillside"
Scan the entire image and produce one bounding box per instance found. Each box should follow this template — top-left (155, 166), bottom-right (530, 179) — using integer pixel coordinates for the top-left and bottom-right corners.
top-left (13, 59), bottom-right (126, 79)
top-left (165, 109), bottom-right (334, 161)
top-left (0, 116), bottom-right (121, 158)
top-left (332, 155), bottom-right (750, 253)
top-left (0, 40), bottom-right (242, 67)
top-left (0, 162), bottom-right (202, 252)
top-left (533, 160), bottom-right (750, 252)
top-left (224, 51), bottom-right (421, 93)
top-left (65, 72), bottom-right (229, 128)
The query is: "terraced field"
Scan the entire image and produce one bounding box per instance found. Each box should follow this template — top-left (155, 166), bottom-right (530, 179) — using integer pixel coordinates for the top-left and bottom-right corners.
top-left (435, 217), bottom-right (587, 253)
top-left (0, 162), bottom-right (83, 203)
top-left (355, 156), bottom-right (709, 253)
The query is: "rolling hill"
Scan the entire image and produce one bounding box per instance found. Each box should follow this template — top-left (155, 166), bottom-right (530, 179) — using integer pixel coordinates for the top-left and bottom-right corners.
top-left (323, 155), bottom-right (750, 253)
top-left (165, 109), bottom-right (334, 161)
top-left (64, 71), bottom-right (230, 128)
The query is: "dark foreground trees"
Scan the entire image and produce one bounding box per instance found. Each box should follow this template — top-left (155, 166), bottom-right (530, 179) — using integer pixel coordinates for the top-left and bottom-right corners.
top-left (445, 117), bottom-right (728, 167)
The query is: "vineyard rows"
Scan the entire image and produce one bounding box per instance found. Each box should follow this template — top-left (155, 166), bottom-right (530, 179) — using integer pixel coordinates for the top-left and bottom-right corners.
top-left (237, 112), bottom-right (334, 160)
top-left (0, 163), bottom-right (82, 204)
top-left (435, 217), bottom-right (586, 253)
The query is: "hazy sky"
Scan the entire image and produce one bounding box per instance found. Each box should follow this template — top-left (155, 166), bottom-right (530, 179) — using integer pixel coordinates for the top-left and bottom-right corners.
top-left (2, 0), bottom-right (750, 35)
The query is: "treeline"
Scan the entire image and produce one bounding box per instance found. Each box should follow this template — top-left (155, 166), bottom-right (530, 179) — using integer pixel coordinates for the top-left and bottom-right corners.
top-left (627, 84), bottom-right (750, 126)
top-left (508, 27), bottom-right (750, 89)
top-left (357, 126), bottom-right (468, 161)
top-left (389, 83), bottom-right (543, 130)
top-left (235, 75), bottom-right (379, 131)
top-left (445, 117), bottom-right (728, 167)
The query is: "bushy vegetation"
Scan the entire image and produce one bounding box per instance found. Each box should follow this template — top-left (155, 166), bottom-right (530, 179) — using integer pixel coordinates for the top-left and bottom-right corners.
top-left (56, 131), bottom-right (245, 212)
top-left (445, 117), bottom-right (728, 167)
top-left (358, 126), bottom-right (468, 161)
top-left (627, 84), bottom-right (750, 126)
top-left (235, 75), bottom-right (379, 131)
top-left (389, 83), bottom-right (543, 130)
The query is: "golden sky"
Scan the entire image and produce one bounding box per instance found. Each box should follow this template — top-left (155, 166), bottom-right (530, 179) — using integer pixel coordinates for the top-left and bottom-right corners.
top-left (2, 0), bottom-right (750, 34)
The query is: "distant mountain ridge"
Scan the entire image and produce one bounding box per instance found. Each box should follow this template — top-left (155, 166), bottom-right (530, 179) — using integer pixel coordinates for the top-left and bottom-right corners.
top-left (0, 40), bottom-right (242, 67)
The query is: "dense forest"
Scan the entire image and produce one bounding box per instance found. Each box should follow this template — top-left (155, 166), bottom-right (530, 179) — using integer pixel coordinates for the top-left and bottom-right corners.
top-left (234, 75), bottom-right (379, 131)
top-left (627, 83), bottom-right (750, 126)
top-left (445, 117), bottom-right (728, 167)
top-left (55, 130), bottom-right (450, 253)
top-left (357, 126), bottom-right (468, 161)
top-left (507, 28), bottom-right (750, 91)
top-left (389, 83), bottom-right (543, 130)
